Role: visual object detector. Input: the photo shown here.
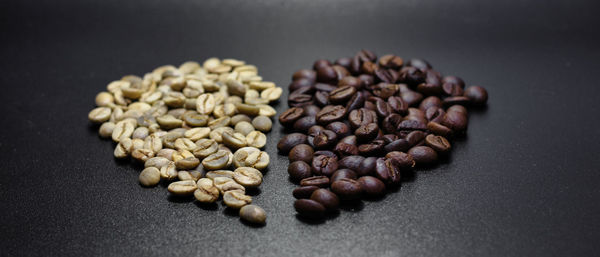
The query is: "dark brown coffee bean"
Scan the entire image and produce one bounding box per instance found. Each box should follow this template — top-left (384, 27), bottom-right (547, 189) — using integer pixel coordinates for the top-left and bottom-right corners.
top-left (326, 122), bottom-right (351, 137)
top-left (358, 176), bottom-right (386, 197)
top-left (310, 189), bottom-right (340, 212)
top-left (346, 91), bottom-right (365, 112)
top-left (316, 66), bottom-right (338, 84)
top-left (288, 93), bottom-right (313, 107)
top-left (350, 55), bottom-right (362, 75)
top-left (331, 178), bottom-right (363, 201)
top-left (408, 146), bottom-right (438, 166)
top-left (369, 83), bottom-right (397, 99)
top-left (441, 111), bottom-right (468, 132)
top-left (311, 155), bottom-right (338, 177)
top-left (314, 91), bottom-right (329, 106)
top-left (407, 58), bottom-right (432, 70)
top-left (374, 157), bottom-right (401, 185)
top-left (357, 157), bottom-right (377, 176)
top-left (397, 119), bottom-right (427, 131)
top-left (358, 140), bottom-right (384, 156)
top-left (356, 49), bottom-right (377, 62)
top-left (443, 96), bottom-right (471, 107)
top-left (417, 82), bottom-right (443, 96)
top-left (464, 86), bottom-right (488, 106)
top-left (294, 199), bottom-right (326, 218)
top-left (277, 133), bottom-right (308, 153)
top-left (293, 186), bottom-right (319, 199)
top-left (288, 161), bottom-right (312, 182)
top-left (329, 86), bottom-right (356, 104)
top-left (419, 96), bottom-right (442, 111)
top-left (339, 155), bottom-right (365, 171)
top-left (382, 114), bottom-right (402, 134)
top-left (314, 83), bottom-right (337, 92)
top-left (278, 107), bottom-right (304, 128)
top-left (425, 134), bottom-right (451, 153)
top-left (388, 96), bottom-right (408, 115)
top-left (334, 142), bottom-right (358, 157)
top-left (331, 169), bottom-right (357, 182)
top-left (374, 97), bottom-right (392, 117)
top-left (335, 57), bottom-right (352, 69)
top-left (313, 150), bottom-right (337, 158)
top-left (313, 130), bottom-right (338, 150)
top-left (442, 83), bottom-right (464, 96)
top-left (399, 66), bottom-right (425, 86)
top-left (355, 123), bottom-right (379, 143)
top-left (316, 105), bottom-right (346, 125)
top-left (313, 59), bottom-right (331, 70)
top-left (332, 65), bottom-right (350, 81)
top-left (427, 121), bottom-right (453, 137)
top-left (378, 54), bottom-right (403, 69)
top-left (361, 61), bottom-right (378, 75)
top-left (384, 138), bottom-right (411, 153)
top-left (381, 134), bottom-right (398, 144)
top-left (358, 74), bottom-right (375, 88)
top-left (289, 144), bottom-right (314, 163)
top-left (442, 75), bottom-right (465, 88)
top-left (302, 105), bottom-right (321, 117)
top-left (339, 135), bottom-right (357, 145)
top-left (425, 107), bottom-right (446, 123)
top-left (338, 76), bottom-right (362, 89)
top-left (300, 176), bottom-right (330, 188)
top-left (293, 69), bottom-right (317, 83)
top-left (447, 105), bottom-right (468, 115)
top-left (289, 78), bottom-right (314, 92)
top-left (293, 116), bottom-right (316, 133)
top-left (406, 131), bottom-right (426, 146)
top-left (385, 151), bottom-right (415, 169)
top-left (374, 68), bottom-right (398, 83)
top-left (348, 108), bottom-right (377, 129)
top-left (400, 90), bottom-right (424, 107)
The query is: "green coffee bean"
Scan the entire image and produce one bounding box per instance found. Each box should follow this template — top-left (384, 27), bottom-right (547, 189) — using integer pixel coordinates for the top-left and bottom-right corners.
top-left (194, 178), bottom-right (219, 203)
top-left (244, 89), bottom-right (260, 100)
top-left (248, 81), bottom-right (275, 91)
top-left (139, 167), bottom-right (161, 187)
top-left (144, 134), bottom-right (162, 153)
top-left (136, 114), bottom-right (156, 127)
top-left (196, 93), bottom-right (215, 115)
top-left (88, 107), bottom-right (112, 123)
top-left (184, 127), bottom-right (210, 141)
top-left (144, 157), bottom-right (170, 169)
top-left (209, 127), bottom-right (234, 143)
top-left (131, 148), bottom-right (154, 162)
top-left (245, 131), bottom-right (266, 148)
top-left (95, 92), bottom-right (114, 107)
top-left (205, 170), bottom-right (235, 179)
top-left (223, 190), bottom-right (252, 209)
top-left (213, 177), bottom-right (245, 194)
top-left (175, 157), bottom-right (200, 170)
top-left (167, 180), bottom-right (197, 196)
top-left (244, 97), bottom-right (269, 105)
top-left (222, 131), bottom-right (247, 149)
top-left (132, 127), bottom-right (149, 139)
top-left (174, 138), bottom-right (197, 151)
top-left (162, 132), bottom-right (181, 149)
top-left (98, 122), bottom-right (115, 138)
top-left (233, 147), bottom-right (269, 170)
top-left (193, 139), bottom-right (218, 158)
top-left (235, 103), bottom-right (260, 116)
top-left (202, 150), bottom-right (231, 170)
top-left (156, 149), bottom-right (176, 161)
top-left (160, 161), bottom-right (178, 180)
top-left (230, 114), bottom-right (252, 125)
top-left (251, 116), bottom-right (272, 132)
top-left (172, 149), bottom-right (194, 162)
top-left (132, 138), bottom-right (145, 151)
top-left (225, 96), bottom-right (243, 105)
top-left (256, 104), bottom-right (276, 117)
top-left (156, 114), bottom-right (183, 130)
top-left (260, 87), bottom-right (282, 102)
top-left (234, 121), bottom-right (254, 136)
top-left (167, 108), bottom-right (187, 119)
top-left (181, 111), bottom-right (208, 127)
top-left (114, 138), bottom-right (133, 158)
top-left (208, 116), bottom-right (231, 129)
top-left (233, 167), bottom-right (263, 188)
top-left (239, 205), bottom-right (266, 224)
top-left (112, 120), bottom-right (135, 142)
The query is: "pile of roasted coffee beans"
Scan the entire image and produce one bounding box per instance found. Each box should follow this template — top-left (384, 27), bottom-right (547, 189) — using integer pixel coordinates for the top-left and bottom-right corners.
top-left (89, 58), bottom-right (280, 225)
top-left (278, 50), bottom-right (488, 219)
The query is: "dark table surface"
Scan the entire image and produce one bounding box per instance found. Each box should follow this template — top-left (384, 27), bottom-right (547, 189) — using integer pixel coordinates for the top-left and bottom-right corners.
top-left (2, 0), bottom-right (600, 256)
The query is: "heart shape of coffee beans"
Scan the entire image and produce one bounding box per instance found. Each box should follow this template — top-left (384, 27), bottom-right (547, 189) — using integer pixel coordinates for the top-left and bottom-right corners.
top-left (88, 58), bottom-right (284, 225)
top-left (279, 50), bottom-right (489, 219)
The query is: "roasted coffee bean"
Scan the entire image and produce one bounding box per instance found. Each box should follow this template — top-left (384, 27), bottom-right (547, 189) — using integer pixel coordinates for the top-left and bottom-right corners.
top-left (406, 58), bottom-right (432, 71)
top-left (443, 96), bottom-right (471, 107)
top-left (374, 68), bottom-right (397, 83)
top-left (293, 186), bottom-right (320, 199)
top-left (293, 69), bottom-right (317, 82)
top-left (300, 176), bottom-right (330, 188)
top-left (331, 178), bottom-right (363, 201)
top-left (425, 134), bottom-right (451, 153)
top-left (397, 119), bottom-right (427, 132)
top-left (357, 156), bottom-right (377, 176)
top-left (334, 142), bottom-right (358, 157)
top-left (360, 61), bottom-right (377, 75)
top-left (464, 86), bottom-right (488, 106)
top-left (277, 133), bottom-right (308, 153)
top-left (406, 131), bottom-right (426, 146)
top-left (355, 123), bottom-right (379, 143)
top-left (289, 78), bottom-right (314, 92)
top-left (374, 157), bottom-right (401, 185)
top-left (442, 75), bottom-right (465, 88)
top-left (310, 189), bottom-right (339, 212)
top-left (388, 96), bottom-right (408, 115)
top-left (358, 176), bottom-right (386, 197)
top-left (316, 66), bottom-right (338, 84)
top-left (335, 57), bottom-right (352, 69)
top-left (313, 150), bottom-right (337, 158)
top-left (373, 97), bottom-right (393, 117)
top-left (288, 93), bottom-right (313, 107)
top-left (331, 169), bottom-right (357, 182)
top-left (348, 108), bottom-right (377, 129)
top-left (279, 107), bottom-right (304, 128)
top-left (293, 116), bottom-right (316, 133)
top-left (357, 139), bottom-right (384, 156)
top-left (399, 66), bottom-right (425, 86)
top-left (303, 105), bottom-right (321, 117)
top-left (314, 91), bottom-right (329, 106)
top-left (378, 54), bottom-right (403, 69)
top-left (312, 130), bottom-right (338, 150)
top-left (316, 105), bottom-right (346, 125)
top-left (339, 135), bottom-right (357, 145)
top-left (325, 122), bottom-right (351, 138)
top-left (441, 110), bottom-right (468, 132)
top-left (288, 161), bottom-right (313, 182)
top-left (385, 151), bottom-right (415, 169)
top-left (329, 86), bottom-right (356, 104)
top-left (314, 83), bottom-right (337, 93)
top-left (339, 155), bottom-right (365, 171)
top-left (427, 121), bottom-right (453, 137)
top-left (311, 155), bottom-right (338, 177)
top-left (313, 59), bottom-right (331, 70)
top-left (442, 82), bottom-right (464, 96)
top-left (338, 76), bottom-right (363, 89)
top-left (239, 205), bottom-right (267, 225)
top-left (419, 96), bottom-right (442, 111)
top-left (345, 91), bottom-right (365, 112)
top-left (408, 146), bottom-right (438, 166)
top-left (294, 199), bottom-right (326, 218)
top-left (425, 107), bottom-right (446, 123)
top-left (289, 144), bottom-right (314, 163)
top-left (332, 65), bottom-right (350, 81)
top-left (384, 138), bottom-right (411, 153)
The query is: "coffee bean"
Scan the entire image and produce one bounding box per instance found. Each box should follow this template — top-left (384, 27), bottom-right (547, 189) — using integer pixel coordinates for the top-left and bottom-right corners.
top-left (313, 59), bottom-right (331, 70)
top-left (245, 131), bottom-right (267, 148)
top-left (441, 110), bottom-right (468, 132)
top-left (334, 142), bottom-right (358, 157)
top-left (311, 154), bottom-right (339, 177)
top-left (214, 177), bottom-right (245, 194)
top-left (303, 105), bottom-right (321, 117)
top-left (288, 161), bottom-right (312, 182)
top-left (139, 167), bottom-right (161, 187)
top-left (316, 66), bottom-right (338, 84)
top-left (252, 115), bottom-right (272, 132)
top-left (293, 186), bottom-right (320, 199)
top-left (168, 180), bottom-right (198, 196)
top-left (99, 122), bottom-right (115, 138)
top-left (331, 178), bottom-right (363, 201)
top-left (408, 146), bottom-right (438, 166)
top-left (293, 116), bottom-right (316, 133)
top-left (378, 54), bottom-right (403, 69)
top-left (338, 76), bottom-right (363, 89)
top-left (329, 86), bottom-right (356, 104)
top-left (293, 69), bottom-right (317, 82)
top-left (464, 86), bottom-right (488, 106)
top-left (194, 178), bottom-right (219, 203)
top-left (232, 147), bottom-right (270, 170)
top-left (374, 157), bottom-right (401, 185)
top-left (300, 176), bottom-right (330, 188)
top-left (346, 91), bottom-right (365, 112)
top-left (223, 191), bottom-right (252, 209)
top-left (289, 144), bottom-right (314, 163)
top-left (358, 176), bottom-right (386, 197)
top-left (202, 150), bottom-right (231, 170)
top-left (339, 155), bottom-right (365, 171)
top-left (88, 107), bottom-right (112, 123)
top-left (314, 91), bottom-right (329, 106)
top-left (357, 140), bottom-right (384, 156)
top-left (310, 189), bottom-right (340, 212)
top-left (406, 131), bottom-right (426, 146)
top-left (385, 151), bottom-right (415, 169)
top-left (277, 133), bottom-right (308, 153)
top-left (406, 58), bottom-right (432, 70)
top-left (357, 156), bottom-right (377, 176)
top-left (325, 122), bottom-right (351, 137)
top-left (312, 130), bottom-right (338, 150)
top-left (427, 121), bottom-right (453, 137)
top-left (316, 105), bottom-right (346, 125)
top-left (278, 107), bottom-right (304, 128)
top-left (331, 169), bottom-right (357, 182)
top-left (442, 75), bottom-right (465, 88)
top-left (294, 199), bottom-right (326, 218)
top-left (425, 134), bottom-right (451, 153)
top-left (239, 205), bottom-right (267, 224)
top-left (442, 82), bottom-right (464, 96)
top-left (355, 123), bottom-right (379, 143)
top-left (233, 167), bottom-right (263, 188)
top-left (348, 108), bottom-right (377, 129)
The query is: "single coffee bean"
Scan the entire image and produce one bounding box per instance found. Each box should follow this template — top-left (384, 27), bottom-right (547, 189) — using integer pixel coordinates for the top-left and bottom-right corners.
top-left (338, 76), bottom-right (363, 89)
top-left (345, 91), bottom-right (365, 112)
top-left (239, 205), bottom-right (267, 224)
top-left (288, 161), bottom-right (313, 182)
top-left (425, 134), bottom-right (451, 153)
top-left (339, 155), bottom-right (365, 171)
top-left (379, 54), bottom-right (403, 69)
top-left (293, 186), bottom-right (320, 199)
top-left (325, 122), bottom-right (351, 137)
top-left (355, 123), bottom-right (379, 143)
top-left (425, 106), bottom-right (446, 123)
top-left (334, 142), bottom-right (358, 157)
top-left (175, 157), bottom-right (201, 170)
top-left (278, 107), bottom-right (304, 128)
top-left (194, 178), bottom-right (220, 203)
top-left (168, 180), bottom-right (198, 196)
top-left (406, 131), bottom-right (426, 146)
top-left (331, 169), bottom-right (357, 182)
top-left (408, 146), bottom-right (438, 166)
top-left (293, 69), bottom-right (317, 82)
top-left (232, 147), bottom-right (270, 170)
top-left (406, 58), bottom-right (432, 70)
top-left (300, 176), bottom-right (330, 188)
top-left (289, 144), bottom-right (314, 163)
top-left (335, 57), bottom-right (352, 69)
top-left (182, 112), bottom-right (209, 127)
top-left (464, 85), bottom-right (488, 106)
top-left (385, 151), bottom-right (415, 169)
top-left (419, 96), bottom-right (443, 111)
top-left (357, 140), bottom-right (385, 156)
top-left (231, 114), bottom-right (252, 125)
top-left (139, 167), bottom-right (161, 187)
top-left (293, 116), bottom-right (316, 133)
top-left (329, 86), bottom-right (356, 104)
top-left (294, 199), bottom-right (326, 218)
top-left (310, 153), bottom-right (338, 176)
top-left (213, 177), bottom-right (246, 194)
top-left (442, 82), bottom-right (464, 96)
top-left (223, 190), bottom-right (252, 209)
top-left (357, 156), bottom-right (377, 176)
top-left (98, 122), bottom-right (115, 138)
top-left (202, 150), bottom-right (231, 170)
top-left (313, 59), bottom-right (331, 70)
top-left (443, 96), bottom-right (471, 107)
top-left (245, 131), bottom-right (267, 148)
top-left (88, 107), bottom-right (112, 123)
top-left (316, 105), bottom-right (346, 125)
top-left (303, 105), bottom-right (321, 117)
top-left (348, 108), bottom-right (377, 129)
top-left (193, 139), bottom-right (219, 158)
top-left (442, 75), bottom-right (465, 88)
top-left (316, 66), bottom-right (338, 84)
top-left (331, 178), bottom-right (363, 201)
top-left (277, 133), bottom-right (308, 153)
top-left (252, 115), bottom-right (272, 132)
top-left (310, 189), bottom-right (340, 212)
top-left (441, 111), bottom-right (468, 132)
top-left (314, 91), bottom-right (329, 107)
top-left (234, 121), bottom-right (255, 136)
top-left (339, 135), bottom-right (357, 145)
top-left (312, 130), bottom-right (338, 150)
top-left (374, 157), bottom-right (402, 185)
top-left (222, 131), bottom-right (247, 149)
top-left (233, 167), bottom-right (263, 188)
top-left (358, 176), bottom-right (386, 197)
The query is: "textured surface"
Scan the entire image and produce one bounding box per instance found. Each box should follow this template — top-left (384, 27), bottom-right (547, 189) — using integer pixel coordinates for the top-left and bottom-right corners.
top-left (1, 0), bottom-right (600, 256)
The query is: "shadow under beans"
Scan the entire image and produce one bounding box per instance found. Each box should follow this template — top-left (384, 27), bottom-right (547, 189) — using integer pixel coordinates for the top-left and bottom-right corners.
top-left (295, 214), bottom-right (326, 225)
top-left (240, 218), bottom-right (266, 228)
top-left (339, 200), bottom-right (364, 212)
top-left (222, 206), bottom-right (240, 217)
top-left (194, 201), bottom-right (219, 211)
top-left (167, 194), bottom-right (195, 203)
top-left (245, 187), bottom-right (262, 196)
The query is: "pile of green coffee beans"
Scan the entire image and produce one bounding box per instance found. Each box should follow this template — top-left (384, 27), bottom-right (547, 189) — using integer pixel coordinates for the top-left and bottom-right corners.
top-left (88, 58), bottom-right (281, 225)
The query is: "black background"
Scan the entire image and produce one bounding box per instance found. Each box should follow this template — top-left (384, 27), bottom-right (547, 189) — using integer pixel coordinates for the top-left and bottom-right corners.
top-left (1, 0), bottom-right (600, 256)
